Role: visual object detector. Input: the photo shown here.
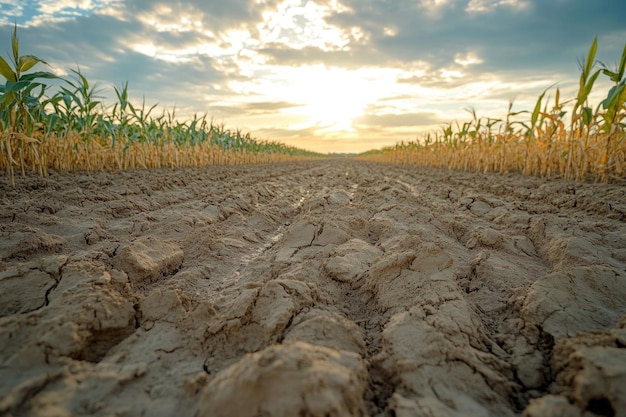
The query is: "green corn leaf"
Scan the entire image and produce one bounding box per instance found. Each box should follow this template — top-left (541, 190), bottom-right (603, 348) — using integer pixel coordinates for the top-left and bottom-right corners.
top-left (71, 68), bottom-right (90, 92)
top-left (531, 88), bottom-right (547, 131)
top-left (18, 71), bottom-right (57, 82)
top-left (5, 79), bottom-right (30, 93)
top-left (0, 56), bottom-right (16, 82)
top-left (601, 81), bottom-right (625, 109)
top-left (32, 82), bottom-right (46, 99)
top-left (12, 24), bottom-right (19, 64)
top-left (42, 94), bottom-right (62, 108)
top-left (23, 81), bottom-right (44, 99)
top-left (25, 93), bottom-right (41, 110)
top-left (617, 82), bottom-right (626, 106)
top-left (17, 55), bottom-right (48, 73)
top-left (0, 90), bottom-right (16, 110)
top-left (615, 42), bottom-right (626, 82)
top-left (62, 87), bottom-right (82, 108)
top-left (45, 113), bottom-right (59, 133)
top-left (602, 68), bottom-right (618, 81)
top-left (62, 93), bottom-right (73, 109)
top-left (581, 106), bottom-right (593, 126)
top-left (102, 120), bottom-right (116, 148)
top-left (115, 81), bottom-right (129, 108)
top-left (577, 69), bottom-right (601, 107)
top-left (584, 70), bottom-right (601, 96)
top-left (584, 37), bottom-right (597, 78)
top-left (605, 85), bottom-right (626, 125)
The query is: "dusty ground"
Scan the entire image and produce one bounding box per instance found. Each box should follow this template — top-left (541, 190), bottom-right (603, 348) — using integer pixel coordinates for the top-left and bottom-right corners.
top-left (0, 159), bottom-right (625, 417)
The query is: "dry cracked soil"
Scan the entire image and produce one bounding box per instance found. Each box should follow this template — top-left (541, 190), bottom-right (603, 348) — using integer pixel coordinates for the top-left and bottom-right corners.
top-left (1, 159), bottom-right (625, 417)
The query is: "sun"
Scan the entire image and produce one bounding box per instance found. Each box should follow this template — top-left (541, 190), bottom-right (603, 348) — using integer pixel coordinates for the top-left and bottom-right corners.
top-left (242, 64), bottom-right (390, 135)
top-left (291, 66), bottom-right (372, 132)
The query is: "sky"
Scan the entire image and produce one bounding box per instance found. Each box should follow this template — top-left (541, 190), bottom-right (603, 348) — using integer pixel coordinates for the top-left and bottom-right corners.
top-left (0, 0), bottom-right (625, 153)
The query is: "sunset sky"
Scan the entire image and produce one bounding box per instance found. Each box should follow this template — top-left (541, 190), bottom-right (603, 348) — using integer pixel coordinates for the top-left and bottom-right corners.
top-left (1, 0), bottom-right (625, 153)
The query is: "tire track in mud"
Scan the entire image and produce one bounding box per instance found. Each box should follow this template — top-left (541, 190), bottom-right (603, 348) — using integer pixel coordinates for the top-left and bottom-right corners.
top-left (1, 160), bottom-right (625, 417)
top-left (389, 170), bottom-right (553, 410)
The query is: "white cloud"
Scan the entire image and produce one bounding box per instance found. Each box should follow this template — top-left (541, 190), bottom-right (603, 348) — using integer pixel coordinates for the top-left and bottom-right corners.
top-left (466, 0), bottom-right (531, 13)
top-left (257, 0), bottom-right (350, 51)
top-left (135, 3), bottom-right (206, 33)
top-left (131, 42), bottom-right (201, 63)
top-left (0, 1), bottom-right (24, 25)
top-left (383, 27), bottom-right (397, 37)
top-left (38, 0), bottom-right (95, 15)
top-left (8, 0), bottom-right (125, 26)
top-left (454, 51), bottom-right (484, 67)
top-left (418, 0), bottom-right (454, 15)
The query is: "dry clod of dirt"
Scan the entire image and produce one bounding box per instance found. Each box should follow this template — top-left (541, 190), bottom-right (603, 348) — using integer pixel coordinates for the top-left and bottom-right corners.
top-left (1, 160), bottom-right (625, 417)
top-left (115, 236), bottom-right (184, 285)
top-left (197, 341), bottom-right (368, 417)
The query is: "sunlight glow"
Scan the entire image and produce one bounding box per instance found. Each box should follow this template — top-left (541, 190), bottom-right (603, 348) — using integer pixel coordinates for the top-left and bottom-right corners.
top-left (296, 67), bottom-right (370, 131)
top-left (227, 65), bottom-right (400, 135)
top-left (131, 43), bottom-right (196, 63)
top-left (440, 69), bottom-right (464, 81)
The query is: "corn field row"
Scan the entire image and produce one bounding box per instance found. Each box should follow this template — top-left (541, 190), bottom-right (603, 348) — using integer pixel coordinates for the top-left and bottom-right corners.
top-left (359, 38), bottom-right (626, 183)
top-left (2, 26), bottom-right (625, 185)
top-left (0, 26), bottom-right (322, 186)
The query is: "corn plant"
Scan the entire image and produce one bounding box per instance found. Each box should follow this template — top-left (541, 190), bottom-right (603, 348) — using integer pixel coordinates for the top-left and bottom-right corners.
top-left (0, 24), bottom-right (56, 184)
top-left (361, 38), bottom-right (626, 183)
top-left (597, 43), bottom-right (626, 181)
top-left (563, 37), bottom-right (601, 180)
top-left (0, 26), bottom-right (322, 183)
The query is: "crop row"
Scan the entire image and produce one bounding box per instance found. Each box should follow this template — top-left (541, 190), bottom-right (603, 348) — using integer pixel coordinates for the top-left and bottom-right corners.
top-left (0, 26), bottom-right (322, 186)
top-left (359, 38), bottom-right (626, 183)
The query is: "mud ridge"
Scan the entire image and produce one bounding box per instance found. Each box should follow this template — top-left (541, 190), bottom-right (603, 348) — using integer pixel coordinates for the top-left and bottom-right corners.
top-left (1, 160), bottom-right (625, 417)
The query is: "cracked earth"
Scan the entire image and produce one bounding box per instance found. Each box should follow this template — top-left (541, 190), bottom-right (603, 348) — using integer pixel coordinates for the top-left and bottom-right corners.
top-left (1, 160), bottom-right (625, 417)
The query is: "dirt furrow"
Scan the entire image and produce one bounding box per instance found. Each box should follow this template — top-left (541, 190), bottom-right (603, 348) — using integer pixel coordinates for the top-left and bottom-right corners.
top-left (1, 160), bottom-right (625, 417)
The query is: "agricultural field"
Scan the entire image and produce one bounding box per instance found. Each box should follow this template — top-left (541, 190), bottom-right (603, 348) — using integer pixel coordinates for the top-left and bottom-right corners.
top-left (1, 160), bottom-right (625, 417)
top-left (1, 26), bottom-right (626, 417)
top-left (359, 38), bottom-right (626, 184)
top-left (0, 27), bottom-right (321, 187)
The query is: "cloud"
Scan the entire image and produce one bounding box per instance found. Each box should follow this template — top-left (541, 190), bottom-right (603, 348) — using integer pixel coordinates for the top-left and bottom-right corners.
top-left (242, 101), bottom-right (301, 113)
top-left (466, 0), bottom-right (530, 13)
top-left (327, 0), bottom-right (626, 74)
top-left (210, 101), bottom-right (302, 117)
top-left (0, 1), bottom-right (25, 25)
top-left (354, 111), bottom-right (441, 128)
